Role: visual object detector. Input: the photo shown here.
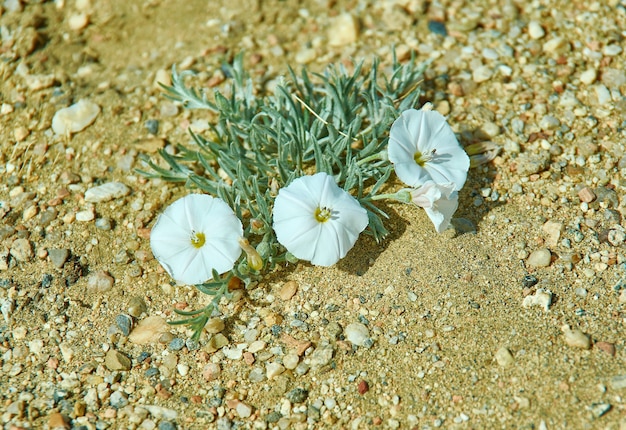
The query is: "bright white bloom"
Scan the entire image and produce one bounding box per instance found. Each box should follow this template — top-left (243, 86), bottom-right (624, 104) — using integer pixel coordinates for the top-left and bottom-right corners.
top-left (408, 181), bottom-right (458, 233)
top-left (273, 172), bottom-right (369, 267)
top-left (388, 108), bottom-right (469, 191)
top-left (150, 194), bottom-right (243, 285)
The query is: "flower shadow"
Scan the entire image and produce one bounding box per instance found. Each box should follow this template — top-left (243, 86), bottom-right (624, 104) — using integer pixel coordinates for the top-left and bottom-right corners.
top-left (453, 127), bottom-right (505, 234)
top-left (335, 202), bottom-right (406, 276)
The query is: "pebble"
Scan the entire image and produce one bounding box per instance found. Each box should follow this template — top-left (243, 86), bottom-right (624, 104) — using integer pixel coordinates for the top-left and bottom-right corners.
top-left (76, 209), bottom-right (95, 222)
top-left (562, 325), bottom-right (591, 350)
top-left (127, 297), bottom-right (148, 317)
top-left (10, 238), bottom-right (33, 262)
top-left (308, 344), bottom-right (334, 369)
top-left (59, 342), bottom-right (74, 363)
top-left (145, 119), bottom-right (159, 135)
top-left (48, 248), bottom-right (70, 268)
top-left (515, 151), bottom-right (550, 176)
top-left (223, 344), bottom-right (245, 360)
top-left (141, 405), bottom-right (178, 421)
top-left (578, 187), bottom-right (596, 203)
top-left (48, 412), bottom-right (70, 429)
top-left (345, 322), bottom-right (372, 348)
top-left (526, 248), bottom-right (551, 268)
top-left (168, 338), bottom-right (185, 351)
top-left (587, 403), bottom-right (611, 418)
top-left (128, 316), bottom-right (170, 344)
top-left (286, 388), bottom-right (308, 403)
top-left (279, 280), bottom-right (298, 300)
top-left (494, 347), bottom-right (514, 366)
top-left (104, 349), bottom-right (132, 371)
top-left (115, 314), bottom-right (133, 336)
top-left (203, 363), bottom-right (221, 381)
top-left (95, 217), bottom-right (112, 230)
top-left (283, 353), bottom-right (299, 370)
top-left (528, 21), bottom-right (545, 39)
top-left (68, 13), bottom-right (89, 30)
top-left (522, 288), bottom-right (552, 311)
top-left (327, 13), bottom-right (358, 47)
top-left (595, 341), bottom-right (615, 356)
top-left (539, 114), bottom-right (560, 130)
top-left (522, 275), bottom-right (538, 288)
top-left (84, 182), bottom-right (130, 203)
top-left (607, 230), bottom-right (626, 246)
top-left (542, 221), bottom-right (562, 247)
top-left (109, 391), bottom-right (129, 409)
top-left (52, 99), bottom-right (100, 135)
top-left (610, 375), bottom-right (626, 390)
top-left (579, 69), bottom-right (597, 85)
top-left (235, 402), bottom-right (253, 418)
top-left (87, 270), bottom-right (115, 293)
top-left (205, 317), bottom-right (225, 334)
top-left (158, 422), bottom-right (177, 430)
top-left (472, 65), bottom-right (493, 83)
top-left (266, 362), bottom-right (285, 379)
top-left (602, 44), bottom-right (622, 56)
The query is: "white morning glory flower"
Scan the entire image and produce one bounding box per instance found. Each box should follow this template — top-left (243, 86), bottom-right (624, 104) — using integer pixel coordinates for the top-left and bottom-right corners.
top-left (272, 172), bottom-right (369, 267)
top-left (388, 108), bottom-right (469, 191)
top-left (408, 181), bottom-right (459, 233)
top-left (150, 194), bottom-right (243, 285)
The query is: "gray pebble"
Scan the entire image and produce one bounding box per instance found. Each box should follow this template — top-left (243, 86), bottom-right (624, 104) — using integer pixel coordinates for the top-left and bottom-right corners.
top-left (95, 217), bottom-right (112, 231)
top-left (451, 218), bottom-right (477, 234)
top-left (515, 151), bottom-right (550, 176)
top-left (109, 391), bottom-right (128, 409)
top-left (286, 387), bottom-right (308, 403)
top-left (185, 338), bottom-right (199, 351)
top-left (169, 338), bottom-right (185, 351)
top-left (308, 344), bottom-right (334, 369)
top-left (115, 314), bottom-right (133, 337)
top-left (48, 248), bottom-right (70, 268)
top-left (145, 119), bottom-right (159, 135)
top-left (158, 422), bottom-right (177, 430)
top-left (610, 375), bottom-right (626, 390)
top-left (39, 208), bottom-right (57, 226)
top-left (84, 182), bottom-right (130, 203)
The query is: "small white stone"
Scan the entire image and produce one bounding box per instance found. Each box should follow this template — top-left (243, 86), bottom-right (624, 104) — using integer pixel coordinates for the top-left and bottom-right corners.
top-left (52, 99), bottom-right (100, 135)
top-left (76, 209), bottom-right (95, 222)
top-left (236, 402), bottom-right (252, 418)
top-left (543, 37), bottom-right (567, 54)
top-left (176, 363), bottom-right (189, 377)
top-left (561, 325), bottom-right (591, 349)
top-left (345, 322), bottom-right (371, 347)
top-left (472, 65), bottom-right (493, 83)
top-left (222, 345), bottom-right (244, 360)
top-left (522, 288), bottom-right (552, 311)
top-left (84, 182), bottom-right (130, 203)
top-left (266, 362), bottom-right (285, 379)
top-left (247, 340), bottom-right (266, 353)
top-left (283, 353), bottom-right (299, 370)
top-left (594, 84), bottom-right (612, 106)
top-left (528, 21), bottom-right (545, 39)
top-left (603, 44), bottom-right (622, 56)
top-left (68, 13), bottom-right (89, 30)
top-left (295, 48), bottom-right (317, 64)
top-left (527, 248), bottom-right (551, 267)
top-left (327, 13), bottom-right (359, 47)
top-left (59, 342), bottom-right (74, 363)
top-left (579, 69), bottom-right (597, 85)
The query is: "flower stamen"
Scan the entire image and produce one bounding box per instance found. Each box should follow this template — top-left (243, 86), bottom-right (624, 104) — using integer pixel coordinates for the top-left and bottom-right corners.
top-left (314, 207), bottom-right (332, 223)
top-left (190, 231), bottom-right (206, 249)
top-left (413, 149), bottom-right (437, 166)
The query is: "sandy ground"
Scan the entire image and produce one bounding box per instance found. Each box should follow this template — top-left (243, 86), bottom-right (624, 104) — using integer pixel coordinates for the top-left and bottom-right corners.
top-left (1, 0), bottom-right (626, 429)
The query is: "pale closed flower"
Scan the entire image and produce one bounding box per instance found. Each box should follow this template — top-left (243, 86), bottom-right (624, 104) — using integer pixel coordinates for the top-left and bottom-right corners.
top-left (388, 108), bottom-right (469, 191)
top-left (272, 172), bottom-right (369, 267)
top-left (150, 194), bottom-right (243, 285)
top-left (409, 181), bottom-right (459, 233)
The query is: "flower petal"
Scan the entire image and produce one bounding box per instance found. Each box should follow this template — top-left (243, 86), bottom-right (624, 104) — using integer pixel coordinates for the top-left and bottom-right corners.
top-left (388, 108), bottom-right (470, 191)
top-left (273, 173), bottom-right (368, 267)
top-left (410, 182), bottom-right (459, 233)
top-left (150, 194), bottom-right (243, 285)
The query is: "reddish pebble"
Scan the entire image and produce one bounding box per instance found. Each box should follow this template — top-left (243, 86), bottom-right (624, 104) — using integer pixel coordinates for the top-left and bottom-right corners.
top-left (191, 395), bottom-right (203, 404)
top-left (47, 357), bottom-right (59, 369)
top-left (358, 380), bottom-right (369, 394)
top-left (372, 416), bottom-right (382, 425)
top-left (243, 351), bottom-right (255, 365)
top-left (578, 186), bottom-right (596, 203)
top-left (596, 341), bottom-right (615, 356)
top-left (47, 412), bottom-right (70, 429)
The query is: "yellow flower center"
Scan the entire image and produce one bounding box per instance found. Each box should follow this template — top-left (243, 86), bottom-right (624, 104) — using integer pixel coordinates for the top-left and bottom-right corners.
top-left (314, 207), bottom-right (332, 223)
top-left (414, 149), bottom-right (437, 166)
top-left (190, 231), bottom-right (206, 248)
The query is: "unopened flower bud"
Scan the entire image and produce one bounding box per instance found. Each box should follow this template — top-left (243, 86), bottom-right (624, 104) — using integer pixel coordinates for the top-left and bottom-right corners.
top-left (250, 218), bottom-right (267, 234)
top-left (238, 238), bottom-right (263, 271)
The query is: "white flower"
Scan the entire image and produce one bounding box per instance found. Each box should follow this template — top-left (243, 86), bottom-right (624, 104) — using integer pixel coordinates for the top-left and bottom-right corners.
top-left (272, 172), bottom-right (369, 267)
top-left (408, 181), bottom-right (458, 233)
top-left (150, 194), bottom-right (243, 285)
top-left (388, 108), bottom-right (469, 191)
